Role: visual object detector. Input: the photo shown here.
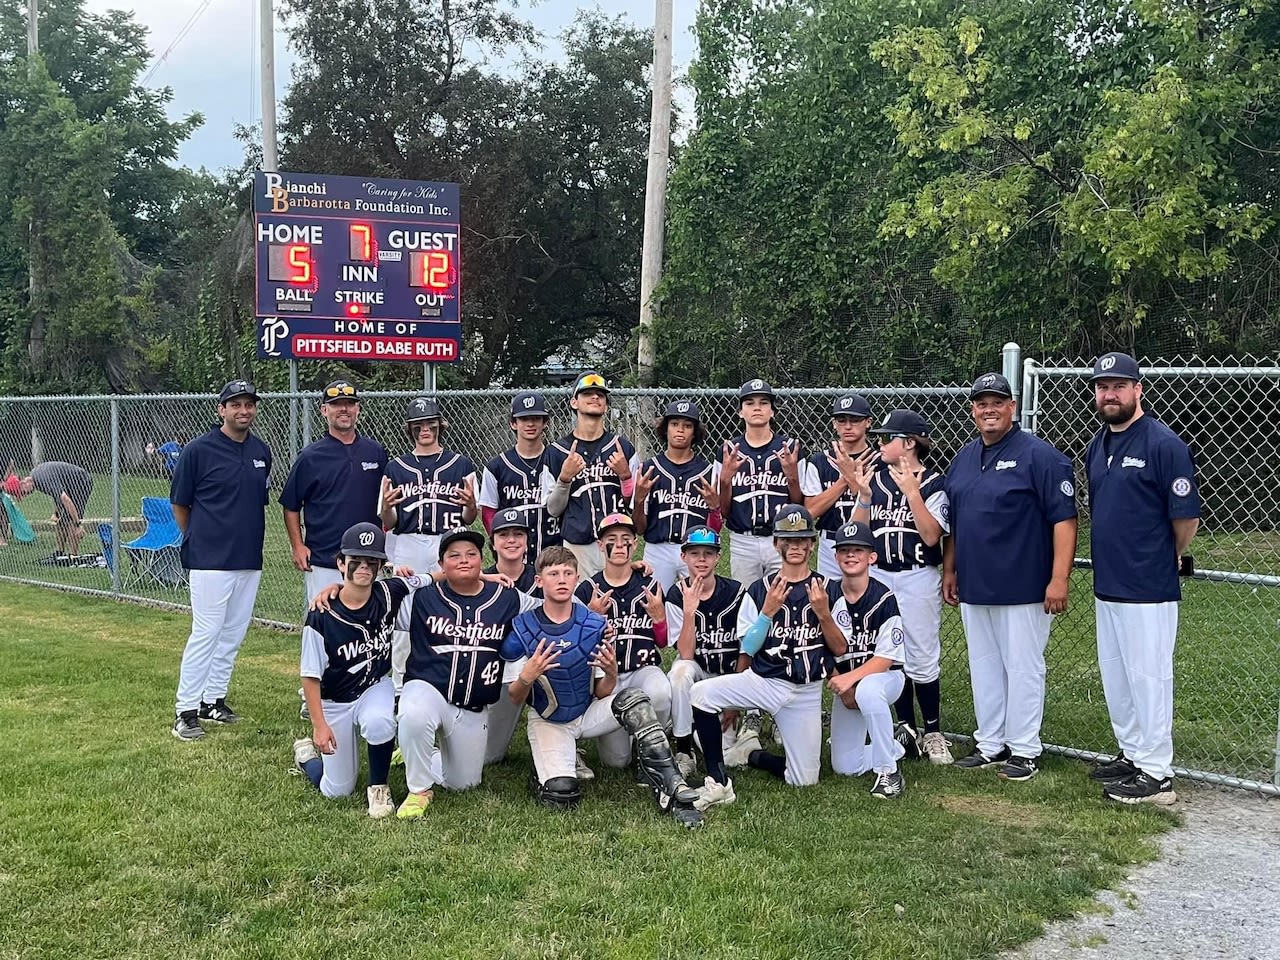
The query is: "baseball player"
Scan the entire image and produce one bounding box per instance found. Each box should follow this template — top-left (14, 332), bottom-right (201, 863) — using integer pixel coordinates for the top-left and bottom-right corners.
top-left (632, 399), bottom-right (721, 590)
top-left (501, 546), bottom-right (702, 826)
top-left (280, 380), bottom-right (389, 601)
top-left (15, 460), bottom-right (94, 557)
top-left (478, 391), bottom-right (561, 564)
top-left (292, 523), bottom-right (418, 818)
top-left (395, 526), bottom-right (539, 818)
top-left (1084, 352), bottom-right (1200, 805)
top-left (842, 408), bottom-right (953, 765)
top-left (483, 508), bottom-right (540, 765)
top-left (825, 522), bottom-right (909, 798)
top-left (944, 373), bottom-right (1078, 782)
top-left (688, 505), bottom-right (843, 805)
top-left (663, 526), bottom-right (745, 780)
top-left (718, 379), bottom-right (804, 584)
top-left (541, 372), bottom-right (640, 579)
top-left (169, 380), bottom-right (272, 740)
top-left (574, 513), bottom-right (673, 769)
top-left (802, 392), bottom-right (879, 578)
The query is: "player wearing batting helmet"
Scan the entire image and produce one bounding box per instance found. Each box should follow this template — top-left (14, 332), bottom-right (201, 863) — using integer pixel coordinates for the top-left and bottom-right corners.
top-left (478, 391), bottom-right (562, 565)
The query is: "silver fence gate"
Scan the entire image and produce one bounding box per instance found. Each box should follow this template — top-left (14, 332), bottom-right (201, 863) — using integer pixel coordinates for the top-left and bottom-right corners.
top-left (0, 351), bottom-right (1276, 793)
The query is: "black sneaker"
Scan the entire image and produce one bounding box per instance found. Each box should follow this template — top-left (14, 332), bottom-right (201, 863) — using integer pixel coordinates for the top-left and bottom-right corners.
top-left (954, 746), bottom-right (1011, 769)
top-left (894, 722), bottom-right (922, 759)
top-left (998, 755), bottom-right (1038, 781)
top-left (1089, 753), bottom-right (1137, 783)
top-left (198, 699), bottom-right (239, 725)
top-left (870, 770), bottom-right (905, 799)
top-left (1105, 771), bottom-right (1177, 806)
top-left (172, 711), bottom-right (205, 741)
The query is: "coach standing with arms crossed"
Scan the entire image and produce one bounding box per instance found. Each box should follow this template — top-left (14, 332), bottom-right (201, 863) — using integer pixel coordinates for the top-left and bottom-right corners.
top-left (1084, 353), bottom-right (1199, 805)
top-left (944, 373), bottom-right (1078, 782)
top-left (170, 380), bottom-right (273, 740)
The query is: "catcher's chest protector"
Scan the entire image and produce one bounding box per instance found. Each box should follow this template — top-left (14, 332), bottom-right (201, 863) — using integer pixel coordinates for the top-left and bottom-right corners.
top-left (510, 608), bottom-right (605, 723)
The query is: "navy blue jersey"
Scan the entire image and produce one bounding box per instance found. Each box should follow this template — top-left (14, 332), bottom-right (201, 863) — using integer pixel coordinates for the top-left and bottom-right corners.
top-left (479, 448), bottom-right (562, 563)
top-left (384, 450), bottom-right (477, 535)
top-left (946, 425), bottom-right (1078, 606)
top-left (300, 577), bottom-right (417, 702)
top-left (827, 577), bottom-right (906, 673)
top-left (801, 448), bottom-right (878, 532)
top-left (575, 570), bottom-right (664, 672)
top-left (541, 431), bottom-right (639, 545)
top-left (664, 575), bottom-right (744, 675)
top-left (501, 605), bottom-right (608, 723)
top-left (724, 434), bottom-right (800, 534)
top-left (739, 572), bottom-right (832, 683)
top-left (404, 581), bottom-right (524, 709)
top-left (867, 464), bottom-right (947, 571)
top-left (1086, 416), bottom-right (1201, 602)
top-left (484, 562), bottom-right (542, 598)
top-left (279, 433), bottom-right (389, 568)
top-left (638, 453), bottom-right (717, 545)
top-left (170, 427), bottom-right (272, 570)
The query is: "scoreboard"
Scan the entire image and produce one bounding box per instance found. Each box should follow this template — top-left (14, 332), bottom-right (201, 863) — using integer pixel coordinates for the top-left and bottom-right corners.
top-left (253, 172), bottom-right (462, 362)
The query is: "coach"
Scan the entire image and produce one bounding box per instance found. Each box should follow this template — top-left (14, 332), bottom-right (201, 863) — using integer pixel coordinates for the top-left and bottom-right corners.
top-left (1085, 352), bottom-right (1199, 805)
top-left (943, 373), bottom-right (1078, 782)
top-left (170, 380), bottom-right (272, 741)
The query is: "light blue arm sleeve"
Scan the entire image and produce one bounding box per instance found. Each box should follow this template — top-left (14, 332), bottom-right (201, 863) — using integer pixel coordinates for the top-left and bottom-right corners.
top-left (739, 613), bottom-right (773, 656)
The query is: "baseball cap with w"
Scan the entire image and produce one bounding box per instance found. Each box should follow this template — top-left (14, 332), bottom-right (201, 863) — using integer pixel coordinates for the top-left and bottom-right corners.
top-left (339, 522), bottom-right (387, 560)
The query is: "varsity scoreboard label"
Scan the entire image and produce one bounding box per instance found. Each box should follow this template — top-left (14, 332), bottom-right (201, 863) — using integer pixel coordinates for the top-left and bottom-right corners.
top-left (253, 172), bottom-right (462, 362)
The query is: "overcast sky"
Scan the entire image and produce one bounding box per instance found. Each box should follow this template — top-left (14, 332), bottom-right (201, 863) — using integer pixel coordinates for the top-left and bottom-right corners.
top-left (82, 0), bottom-right (698, 172)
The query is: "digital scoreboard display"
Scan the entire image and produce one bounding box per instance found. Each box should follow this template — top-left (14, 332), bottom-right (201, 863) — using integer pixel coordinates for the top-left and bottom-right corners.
top-left (252, 172), bottom-right (462, 362)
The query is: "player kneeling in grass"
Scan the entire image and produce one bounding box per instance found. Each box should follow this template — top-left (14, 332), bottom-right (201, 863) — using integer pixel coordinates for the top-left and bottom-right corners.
top-left (502, 547), bottom-right (703, 828)
top-left (294, 523), bottom-right (419, 818)
top-left (824, 522), bottom-right (909, 799)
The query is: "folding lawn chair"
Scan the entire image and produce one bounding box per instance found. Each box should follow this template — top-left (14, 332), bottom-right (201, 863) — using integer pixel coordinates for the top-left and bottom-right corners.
top-left (98, 522), bottom-right (116, 574)
top-left (122, 497), bottom-right (186, 589)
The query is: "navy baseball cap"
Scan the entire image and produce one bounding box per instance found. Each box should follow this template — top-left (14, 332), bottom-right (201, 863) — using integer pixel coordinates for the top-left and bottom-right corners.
top-left (322, 379), bottom-right (360, 402)
top-left (662, 398), bottom-right (702, 422)
top-left (439, 526), bottom-right (486, 560)
top-left (831, 393), bottom-right (872, 418)
top-left (1090, 352), bottom-right (1140, 382)
top-left (510, 391), bottom-right (549, 418)
top-left (969, 373), bottom-right (1013, 399)
top-left (218, 379), bottom-right (258, 404)
top-left (573, 371), bottom-right (611, 396)
top-left (404, 396), bottom-right (441, 422)
top-left (833, 521), bottom-right (876, 549)
top-left (739, 378), bottom-right (775, 401)
top-left (681, 526), bottom-right (721, 551)
top-left (772, 504), bottom-right (817, 538)
top-left (491, 508), bottom-right (531, 535)
top-left (339, 522), bottom-right (387, 560)
top-left (870, 409), bottom-right (931, 437)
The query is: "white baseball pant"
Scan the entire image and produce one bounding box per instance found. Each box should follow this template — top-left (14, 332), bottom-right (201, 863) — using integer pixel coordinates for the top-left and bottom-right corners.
top-left (398, 679), bottom-right (488, 793)
top-left (729, 533), bottom-right (781, 584)
top-left (564, 540), bottom-right (605, 580)
top-left (829, 670), bottom-right (907, 776)
top-left (304, 565), bottom-right (343, 603)
top-left (642, 541), bottom-right (687, 591)
top-left (669, 658), bottom-right (737, 750)
top-left (1096, 599), bottom-right (1178, 781)
top-left (175, 569), bottom-right (262, 713)
top-left (870, 566), bottom-right (943, 682)
top-left (528, 697), bottom-right (621, 783)
top-left (484, 684), bottom-right (525, 764)
top-left (595, 666), bottom-right (672, 767)
top-left (816, 534), bottom-right (842, 580)
top-left (690, 669), bottom-right (823, 786)
top-left (960, 602), bottom-right (1052, 759)
top-left (313, 677), bottom-right (396, 797)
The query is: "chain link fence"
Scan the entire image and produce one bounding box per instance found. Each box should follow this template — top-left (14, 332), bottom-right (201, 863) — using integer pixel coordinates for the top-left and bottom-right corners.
top-left (0, 351), bottom-right (1276, 793)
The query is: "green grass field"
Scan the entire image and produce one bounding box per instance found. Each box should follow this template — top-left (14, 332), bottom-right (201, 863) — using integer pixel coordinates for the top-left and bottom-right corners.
top-left (0, 584), bottom-right (1177, 960)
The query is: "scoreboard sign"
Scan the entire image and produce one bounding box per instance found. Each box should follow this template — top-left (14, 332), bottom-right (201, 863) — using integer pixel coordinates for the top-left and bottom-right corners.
top-left (253, 171), bottom-right (462, 362)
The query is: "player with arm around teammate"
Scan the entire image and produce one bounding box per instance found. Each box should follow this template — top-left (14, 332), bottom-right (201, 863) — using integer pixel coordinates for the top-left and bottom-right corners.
top-left (802, 392), bottom-right (879, 579)
top-left (478, 391), bottom-right (561, 565)
top-left (483, 508), bottom-right (541, 765)
top-left (824, 522), bottom-right (909, 799)
top-left (293, 523), bottom-right (420, 818)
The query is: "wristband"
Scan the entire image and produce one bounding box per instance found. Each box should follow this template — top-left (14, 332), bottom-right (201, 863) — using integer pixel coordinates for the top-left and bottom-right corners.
top-left (855, 498), bottom-right (871, 511)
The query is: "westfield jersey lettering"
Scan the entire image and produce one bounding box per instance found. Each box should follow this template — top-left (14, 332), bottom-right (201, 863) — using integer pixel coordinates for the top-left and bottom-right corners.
top-left (801, 448), bottom-right (879, 532)
top-left (826, 577), bottom-right (905, 673)
top-left (300, 578), bottom-right (417, 702)
top-left (739, 572), bottom-right (832, 683)
top-left (664, 575), bottom-right (744, 675)
top-left (868, 464), bottom-right (948, 571)
top-left (479, 448), bottom-right (562, 563)
top-left (384, 450), bottom-right (477, 535)
top-left (639, 454), bottom-right (718, 545)
top-left (575, 570), bottom-right (664, 672)
top-left (541, 432), bottom-right (639, 545)
top-left (726, 434), bottom-right (800, 533)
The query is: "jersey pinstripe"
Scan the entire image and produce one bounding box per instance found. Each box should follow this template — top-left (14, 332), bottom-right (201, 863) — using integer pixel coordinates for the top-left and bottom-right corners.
top-left (639, 453), bottom-right (717, 544)
top-left (826, 577), bottom-right (906, 673)
top-left (575, 571), bottom-right (663, 672)
top-left (725, 434), bottom-right (800, 533)
top-left (384, 450), bottom-right (477, 535)
top-left (663, 575), bottom-right (744, 674)
top-left (301, 578), bottom-right (417, 702)
top-left (867, 465), bottom-right (947, 571)
top-left (478, 448), bottom-right (561, 562)
top-left (739, 572), bottom-right (832, 683)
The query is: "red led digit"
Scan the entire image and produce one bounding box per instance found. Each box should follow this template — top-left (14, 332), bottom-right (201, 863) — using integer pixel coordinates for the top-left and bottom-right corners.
top-left (349, 224), bottom-right (373, 262)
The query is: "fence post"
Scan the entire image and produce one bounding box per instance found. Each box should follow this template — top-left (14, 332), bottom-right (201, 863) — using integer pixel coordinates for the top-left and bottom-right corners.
top-left (110, 397), bottom-right (121, 595)
top-left (1002, 341), bottom-right (1021, 409)
top-left (289, 363), bottom-right (300, 461)
top-left (1020, 357), bottom-right (1039, 432)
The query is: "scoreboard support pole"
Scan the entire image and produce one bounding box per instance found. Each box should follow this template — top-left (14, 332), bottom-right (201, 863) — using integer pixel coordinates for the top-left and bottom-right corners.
top-left (423, 363), bottom-right (436, 393)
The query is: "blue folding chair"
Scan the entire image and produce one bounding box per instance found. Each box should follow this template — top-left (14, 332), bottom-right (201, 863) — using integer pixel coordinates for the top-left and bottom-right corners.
top-left (97, 522), bottom-right (116, 574)
top-left (123, 497), bottom-right (186, 589)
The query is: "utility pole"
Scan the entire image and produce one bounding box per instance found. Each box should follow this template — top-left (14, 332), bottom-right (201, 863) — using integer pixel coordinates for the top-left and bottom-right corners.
top-left (27, 0), bottom-right (38, 73)
top-left (259, 0), bottom-right (279, 172)
top-left (26, 0), bottom-right (45, 386)
top-left (636, 0), bottom-right (673, 387)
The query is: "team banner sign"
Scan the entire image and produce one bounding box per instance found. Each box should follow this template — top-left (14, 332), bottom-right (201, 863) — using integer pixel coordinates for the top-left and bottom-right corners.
top-left (253, 172), bottom-right (462, 363)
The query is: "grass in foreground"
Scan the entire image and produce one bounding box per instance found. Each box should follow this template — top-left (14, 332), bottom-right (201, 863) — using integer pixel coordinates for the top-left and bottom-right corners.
top-left (0, 584), bottom-right (1177, 960)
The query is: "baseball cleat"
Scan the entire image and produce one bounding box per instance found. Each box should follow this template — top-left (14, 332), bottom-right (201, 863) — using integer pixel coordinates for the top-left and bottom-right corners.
top-left (292, 737), bottom-right (319, 773)
top-left (1104, 771), bottom-right (1177, 806)
top-left (954, 746), bottom-right (1011, 769)
top-left (171, 712), bottom-right (205, 741)
top-left (893, 722), bottom-right (922, 759)
top-left (574, 749), bottom-right (596, 781)
top-left (998, 756), bottom-right (1039, 781)
top-left (198, 699), bottom-right (239, 725)
top-left (693, 776), bottom-right (736, 811)
top-left (723, 729), bottom-right (762, 768)
top-left (674, 750), bottom-right (698, 781)
top-left (391, 747), bottom-right (404, 767)
top-left (920, 731), bottom-right (954, 765)
top-left (1089, 753), bottom-right (1137, 783)
top-left (396, 791), bottom-right (433, 819)
top-left (366, 784), bottom-right (395, 819)
top-left (870, 770), bottom-right (905, 799)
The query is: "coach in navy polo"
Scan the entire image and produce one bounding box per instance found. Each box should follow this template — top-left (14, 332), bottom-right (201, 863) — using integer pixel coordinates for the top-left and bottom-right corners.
top-left (280, 380), bottom-right (389, 600)
top-left (1084, 352), bottom-right (1200, 805)
top-left (170, 379), bottom-right (273, 741)
top-left (943, 372), bottom-right (1078, 782)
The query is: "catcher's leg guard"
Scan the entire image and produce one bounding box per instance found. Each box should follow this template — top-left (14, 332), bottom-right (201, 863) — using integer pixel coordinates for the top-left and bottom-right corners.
top-left (612, 689), bottom-right (704, 829)
top-left (531, 772), bottom-right (582, 810)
